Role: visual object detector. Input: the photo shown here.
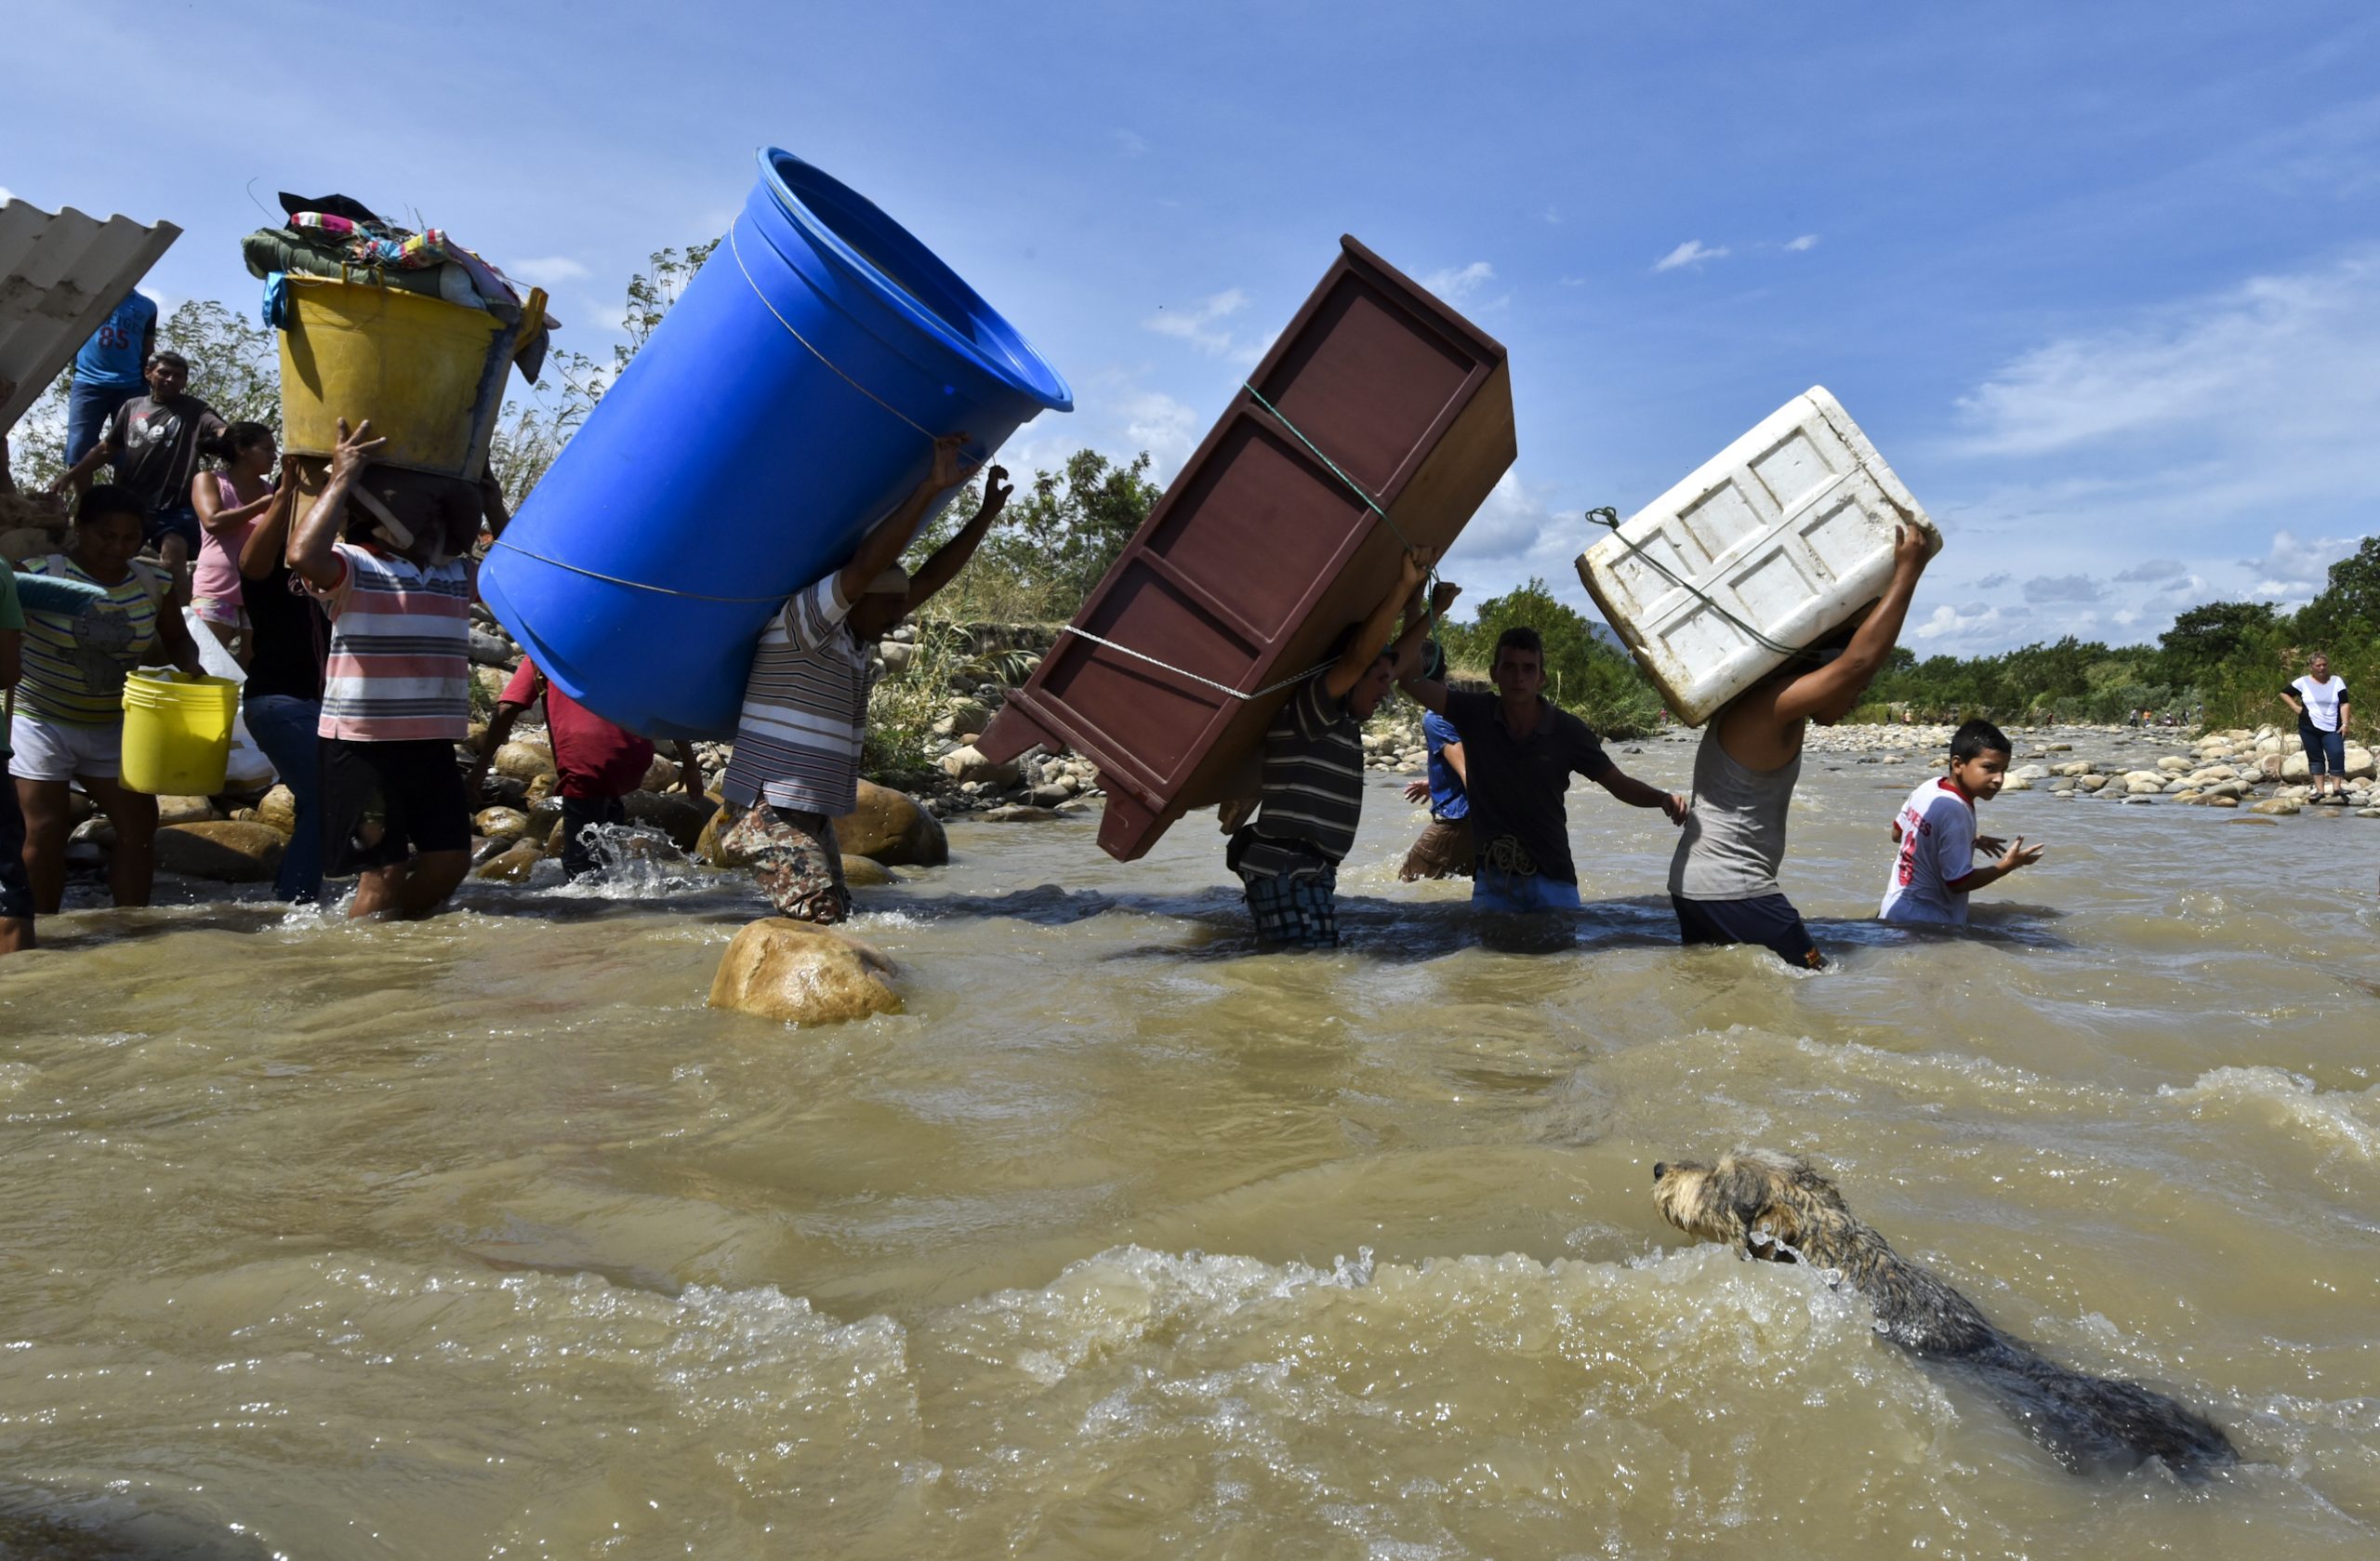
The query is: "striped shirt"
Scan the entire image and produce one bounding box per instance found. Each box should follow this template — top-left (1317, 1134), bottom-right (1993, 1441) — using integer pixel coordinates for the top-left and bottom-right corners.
top-left (11, 554), bottom-right (167, 727)
top-left (1238, 672), bottom-right (1365, 877)
top-left (309, 542), bottom-right (472, 742)
top-left (723, 574), bottom-right (870, 815)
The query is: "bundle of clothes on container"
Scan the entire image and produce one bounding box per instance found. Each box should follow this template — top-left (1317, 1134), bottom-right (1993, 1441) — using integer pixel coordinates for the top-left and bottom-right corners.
top-left (243, 191), bottom-right (560, 569)
top-left (244, 190), bottom-right (557, 382)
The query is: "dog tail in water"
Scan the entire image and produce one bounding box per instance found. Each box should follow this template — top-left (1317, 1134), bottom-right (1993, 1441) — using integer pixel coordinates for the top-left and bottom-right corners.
top-left (1952, 1340), bottom-right (2238, 1476)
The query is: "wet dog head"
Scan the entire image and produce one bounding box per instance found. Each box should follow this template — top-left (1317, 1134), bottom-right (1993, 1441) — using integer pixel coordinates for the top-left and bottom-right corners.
top-left (1652, 1149), bottom-right (1850, 1263)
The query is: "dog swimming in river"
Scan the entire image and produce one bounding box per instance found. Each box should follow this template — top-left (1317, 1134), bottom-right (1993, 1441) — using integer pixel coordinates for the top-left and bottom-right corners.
top-left (1651, 1149), bottom-right (2237, 1476)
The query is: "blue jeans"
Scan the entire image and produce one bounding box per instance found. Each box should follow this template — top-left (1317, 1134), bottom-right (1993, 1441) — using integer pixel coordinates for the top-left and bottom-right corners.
top-left (65, 378), bottom-right (140, 467)
top-left (244, 695), bottom-right (324, 903)
top-left (2301, 721), bottom-right (2346, 776)
top-left (1472, 868), bottom-right (1582, 913)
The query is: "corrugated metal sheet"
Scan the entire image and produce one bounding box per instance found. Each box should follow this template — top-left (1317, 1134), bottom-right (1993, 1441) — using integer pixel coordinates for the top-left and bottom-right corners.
top-left (0, 197), bottom-right (182, 430)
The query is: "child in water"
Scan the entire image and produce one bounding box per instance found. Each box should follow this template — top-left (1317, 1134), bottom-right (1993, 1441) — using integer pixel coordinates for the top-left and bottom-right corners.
top-left (1878, 718), bottom-right (2045, 925)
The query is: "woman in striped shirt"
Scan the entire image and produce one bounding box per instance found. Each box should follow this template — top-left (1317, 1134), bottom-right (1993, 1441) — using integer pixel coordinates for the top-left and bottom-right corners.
top-left (9, 485), bottom-right (207, 910)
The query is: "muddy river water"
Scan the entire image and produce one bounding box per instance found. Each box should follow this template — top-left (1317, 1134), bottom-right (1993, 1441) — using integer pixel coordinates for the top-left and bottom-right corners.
top-left (2, 726), bottom-right (2376, 1558)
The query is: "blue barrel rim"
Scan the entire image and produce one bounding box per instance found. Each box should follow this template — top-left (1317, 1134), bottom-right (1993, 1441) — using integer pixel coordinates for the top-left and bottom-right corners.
top-left (756, 148), bottom-right (1074, 414)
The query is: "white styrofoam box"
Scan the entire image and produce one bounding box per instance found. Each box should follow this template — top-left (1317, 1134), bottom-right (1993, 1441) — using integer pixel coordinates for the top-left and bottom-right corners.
top-left (1575, 386), bottom-right (1940, 726)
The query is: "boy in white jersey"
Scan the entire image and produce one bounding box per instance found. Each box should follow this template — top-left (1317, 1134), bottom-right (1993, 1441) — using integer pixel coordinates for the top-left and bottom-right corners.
top-left (1879, 718), bottom-right (2044, 926)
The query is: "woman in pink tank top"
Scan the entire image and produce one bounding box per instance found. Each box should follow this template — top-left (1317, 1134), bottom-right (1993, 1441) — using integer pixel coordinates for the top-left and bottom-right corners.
top-left (190, 421), bottom-right (280, 664)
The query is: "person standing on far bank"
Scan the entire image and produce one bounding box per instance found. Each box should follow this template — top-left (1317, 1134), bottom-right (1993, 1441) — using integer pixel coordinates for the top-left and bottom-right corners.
top-left (2281, 652), bottom-right (2352, 802)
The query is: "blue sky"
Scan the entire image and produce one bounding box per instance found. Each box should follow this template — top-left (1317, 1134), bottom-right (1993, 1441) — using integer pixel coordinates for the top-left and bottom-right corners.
top-left (8, 0), bottom-right (2375, 655)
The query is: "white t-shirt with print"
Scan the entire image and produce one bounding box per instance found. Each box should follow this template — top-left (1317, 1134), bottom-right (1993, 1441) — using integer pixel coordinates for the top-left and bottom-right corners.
top-left (1879, 777), bottom-right (1979, 926)
top-left (2291, 674), bottom-right (2348, 733)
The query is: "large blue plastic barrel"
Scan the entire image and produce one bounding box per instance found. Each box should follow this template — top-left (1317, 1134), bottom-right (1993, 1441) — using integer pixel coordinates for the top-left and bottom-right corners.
top-left (480, 148), bottom-right (1073, 740)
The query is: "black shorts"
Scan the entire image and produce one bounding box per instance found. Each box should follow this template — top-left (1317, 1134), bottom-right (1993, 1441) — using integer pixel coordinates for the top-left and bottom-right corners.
top-left (321, 736), bottom-right (471, 875)
top-left (0, 781), bottom-right (32, 920)
top-left (144, 502), bottom-right (202, 554)
top-left (1673, 893), bottom-right (1825, 971)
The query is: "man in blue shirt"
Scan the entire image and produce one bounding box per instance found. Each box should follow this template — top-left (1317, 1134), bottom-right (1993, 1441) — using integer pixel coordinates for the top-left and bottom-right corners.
top-left (1398, 641), bottom-right (1473, 880)
top-left (65, 291), bottom-right (158, 469)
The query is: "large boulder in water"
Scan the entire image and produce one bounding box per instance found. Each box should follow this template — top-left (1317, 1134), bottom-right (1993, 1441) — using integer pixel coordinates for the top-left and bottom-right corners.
top-left (707, 919), bottom-right (901, 1025)
top-left (255, 785), bottom-right (298, 836)
top-left (840, 780), bottom-right (947, 866)
top-left (495, 740), bottom-right (557, 781)
top-left (154, 821), bottom-right (285, 882)
top-left (470, 840), bottom-right (544, 881)
top-left (475, 806), bottom-right (530, 842)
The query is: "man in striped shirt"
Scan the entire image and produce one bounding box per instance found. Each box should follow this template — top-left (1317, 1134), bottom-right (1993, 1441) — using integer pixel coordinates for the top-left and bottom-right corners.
top-left (1226, 549), bottom-right (1447, 948)
top-left (290, 418), bottom-right (477, 919)
top-left (722, 432), bottom-right (1009, 923)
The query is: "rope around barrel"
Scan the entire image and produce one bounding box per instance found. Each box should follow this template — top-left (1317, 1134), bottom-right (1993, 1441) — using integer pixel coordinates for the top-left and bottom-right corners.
top-left (485, 537), bottom-right (796, 603)
top-left (726, 218), bottom-right (939, 442)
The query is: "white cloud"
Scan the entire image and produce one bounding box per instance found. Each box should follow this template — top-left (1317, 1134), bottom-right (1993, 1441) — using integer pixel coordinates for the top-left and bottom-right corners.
top-left (1915, 602), bottom-right (2020, 642)
top-left (1954, 249), bottom-right (2380, 459)
top-left (1925, 249), bottom-right (2380, 650)
top-left (2240, 528), bottom-right (2360, 604)
top-left (508, 255), bottom-right (591, 287)
top-left (1119, 390), bottom-right (1200, 479)
top-left (1421, 261), bottom-right (1495, 302)
top-left (1974, 571), bottom-right (2013, 589)
top-left (1785, 233), bottom-right (1819, 252)
top-left (1114, 129), bottom-right (1149, 157)
top-left (1653, 239), bottom-right (1728, 272)
top-left (2022, 573), bottom-right (2104, 604)
top-left (1143, 287), bottom-right (1252, 359)
top-left (0, 187), bottom-right (15, 207)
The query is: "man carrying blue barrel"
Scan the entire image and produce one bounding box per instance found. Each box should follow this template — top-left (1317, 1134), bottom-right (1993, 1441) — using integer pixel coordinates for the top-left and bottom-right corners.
top-left (720, 433), bottom-right (1009, 923)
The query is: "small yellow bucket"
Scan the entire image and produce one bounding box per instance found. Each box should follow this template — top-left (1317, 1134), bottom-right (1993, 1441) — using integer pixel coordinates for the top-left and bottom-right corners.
top-left (276, 275), bottom-right (541, 478)
top-left (120, 672), bottom-right (239, 796)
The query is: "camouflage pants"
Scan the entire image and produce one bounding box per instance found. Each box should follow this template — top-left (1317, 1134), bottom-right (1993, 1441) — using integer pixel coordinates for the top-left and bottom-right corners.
top-left (722, 803), bottom-right (851, 924)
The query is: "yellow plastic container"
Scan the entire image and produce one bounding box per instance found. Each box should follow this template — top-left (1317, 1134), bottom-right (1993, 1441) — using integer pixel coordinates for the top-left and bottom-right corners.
top-left (120, 672), bottom-right (239, 796)
top-left (276, 275), bottom-right (540, 477)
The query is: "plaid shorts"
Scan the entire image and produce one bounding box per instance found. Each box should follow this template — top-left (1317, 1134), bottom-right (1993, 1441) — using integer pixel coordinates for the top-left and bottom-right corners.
top-left (1239, 864), bottom-right (1340, 948)
top-left (722, 802), bottom-right (851, 924)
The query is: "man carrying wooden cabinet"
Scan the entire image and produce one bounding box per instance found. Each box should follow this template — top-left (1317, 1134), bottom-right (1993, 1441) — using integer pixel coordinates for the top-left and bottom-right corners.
top-left (1400, 613), bottom-right (1686, 912)
top-left (1224, 551), bottom-right (1446, 948)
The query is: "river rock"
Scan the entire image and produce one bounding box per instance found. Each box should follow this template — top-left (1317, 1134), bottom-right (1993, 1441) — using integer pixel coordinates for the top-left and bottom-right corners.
top-left (843, 854), bottom-right (893, 887)
top-left (707, 919), bottom-right (901, 1025)
top-left (2208, 795), bottom-right (2240, 808)
top-left (2346, 745), bottom-right (2376, 780)
top-left (2072, 774), bottom-right (2110, 792)
top-left (2054, 761), bottom-right (2096, 777)
top-left (641, 753), bottom-right (681, 791)
top-left (253, 785), bottom-right (298, 835)
top-left (495, 741), bottom-right (557, 782)
top-left (697, 804), bottom-right (741, 868)
top-left (840, 780), bottom-right (949, 866)
top-left (153, 795), bottom-right (220, 826)
top-left (978, 804), bottom-right (1060, 823)
top-left (471, 840), bottom-right (544, 881)
top-left (2251, 798), bottom-right (2300, 816)
top-left (475, 806), bottom-right (530, 842)
top-left (2155, 755), bottom-right (2192, 773)
top-left (2281, 752), bottom-right (2310, 781)
top-left (624, 788), bottom-right (714, 850)
top-left (154, 821), bottom-right (285, 882)
top-left (938, 744), bottom-right (1021, 789)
